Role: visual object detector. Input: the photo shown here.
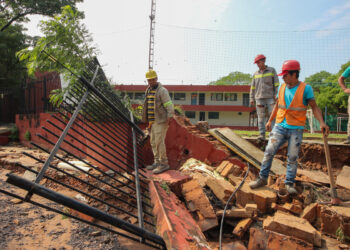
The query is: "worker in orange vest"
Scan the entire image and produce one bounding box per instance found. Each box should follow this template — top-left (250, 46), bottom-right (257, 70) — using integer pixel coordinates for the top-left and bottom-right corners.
top-left (249, 60), bottom-right (329, 194)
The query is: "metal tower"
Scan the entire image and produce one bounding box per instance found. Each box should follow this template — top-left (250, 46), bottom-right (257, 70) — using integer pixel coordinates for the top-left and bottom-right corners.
top-left (148, 0), bottom-right (156, 70)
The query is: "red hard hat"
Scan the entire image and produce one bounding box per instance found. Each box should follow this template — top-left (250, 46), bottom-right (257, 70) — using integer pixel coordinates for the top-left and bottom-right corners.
top-left (278, 60), bottom-right (300, 76)
top-left (254, 54), bottom-right (266, 64)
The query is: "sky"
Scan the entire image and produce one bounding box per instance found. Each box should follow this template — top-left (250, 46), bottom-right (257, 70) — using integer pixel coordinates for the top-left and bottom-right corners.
top-left (25, 0), bottom-right (350, 85)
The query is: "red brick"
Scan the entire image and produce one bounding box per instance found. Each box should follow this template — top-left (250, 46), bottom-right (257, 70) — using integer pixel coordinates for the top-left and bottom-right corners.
top-left (233, 218), bottom-right (253, 238)
top-left (149, 180), bottom-right (211, 249)
top-left (301, 203), bottom-right (318, 224)
top-left (320, 206), bottom-right (350, 237)
top-left (206, 178), bottom-right (235, 203)
top-left (263, 211), bottom-right (321, 247)
top-left (182, 179), bottom-right (218, 232)
top-left (266, 230), bottom-right (313, 250)
top-left (216, 161), bottom-right (230, 173)
top-left (247, 227), bottom-right (268, 250)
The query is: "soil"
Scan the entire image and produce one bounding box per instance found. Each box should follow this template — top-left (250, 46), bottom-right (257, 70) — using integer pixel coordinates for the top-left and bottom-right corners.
top-left (0, 144), bottom-right (154, 250)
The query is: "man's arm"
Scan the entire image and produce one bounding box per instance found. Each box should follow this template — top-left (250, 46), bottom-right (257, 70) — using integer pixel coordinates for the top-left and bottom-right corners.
top-left (273, 68), bottom-right (279, 100)
top-left (265, 100), bottom-right (279, 131)
top-left (250, 78), bottom-right (256, 106)
top-left (338, 76), bottom-right (350, 94)
top-left (308, 99), bottom-right (329, 136)
top-left (160, 88), bottom-right (174, 121)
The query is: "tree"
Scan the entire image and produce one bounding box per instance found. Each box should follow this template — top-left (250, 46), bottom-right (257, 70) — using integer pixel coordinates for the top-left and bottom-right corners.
top-left (18, 5), bottom-right (97, 79)
top-left (0, 19), bottom-right (28, 90)
top-left (305, 62), bottom-right (350, 114)
top-left (0, 0), bottom-right (83, 32)
top-left (304, 70), bottom-right (332, 88)
top-left (209, 71), bottom-right (252, 85)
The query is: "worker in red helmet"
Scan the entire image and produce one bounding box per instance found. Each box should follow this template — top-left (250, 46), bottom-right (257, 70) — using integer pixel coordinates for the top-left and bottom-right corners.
top-left (250, 54), bottom-right (280, 140)
top-left (249, 60), bottom-right (329, 194)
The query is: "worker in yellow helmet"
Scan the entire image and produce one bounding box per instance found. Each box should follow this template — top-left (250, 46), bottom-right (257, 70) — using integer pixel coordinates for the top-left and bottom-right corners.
top-left (142, 69), bottom-right (174, 174)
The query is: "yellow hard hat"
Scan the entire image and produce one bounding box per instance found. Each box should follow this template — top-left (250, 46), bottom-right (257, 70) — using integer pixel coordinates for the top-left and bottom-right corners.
top-left (146, 69), bottom-right (157, 80)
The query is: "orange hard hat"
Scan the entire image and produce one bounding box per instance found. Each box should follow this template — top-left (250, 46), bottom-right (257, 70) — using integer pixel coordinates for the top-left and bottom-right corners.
top-left (254, 54), bottom-right (266, 64)
top-left (278, 60), bottom-right (300, 76)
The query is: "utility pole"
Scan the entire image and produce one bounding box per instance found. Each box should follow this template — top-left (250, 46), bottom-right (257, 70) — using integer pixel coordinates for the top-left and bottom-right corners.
top-left (148, 0), bottom-right (156, 70)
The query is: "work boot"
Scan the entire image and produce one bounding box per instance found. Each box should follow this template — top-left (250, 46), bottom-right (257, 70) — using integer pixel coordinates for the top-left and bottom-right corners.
top-left (286, 183), bottom-right (298, 195)
top-left (249, 177), bottom-right (267, 189)
top-left (146, 162), bottom-right (159, 170)
top-left (343, 137), bottom-right (350, 144)
top-left (153, 163), bottom-right (170, 174)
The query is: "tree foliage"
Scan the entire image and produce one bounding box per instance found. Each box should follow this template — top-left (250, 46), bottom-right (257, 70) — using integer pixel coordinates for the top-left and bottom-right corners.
top-left (209, 71), bottom-right (252, 85)
top-left (0, 0), bottom-right (83, 32)
top-left (305, 63), bottom-right (350, 114)
top-left (0, 19), bottom-right (28, 90)
top-left (17, 5), bottom-right (97, 81)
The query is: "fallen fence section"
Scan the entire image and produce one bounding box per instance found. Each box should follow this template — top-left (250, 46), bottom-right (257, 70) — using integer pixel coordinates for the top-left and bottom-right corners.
top-left (1, 57), bottom-right (166, 249)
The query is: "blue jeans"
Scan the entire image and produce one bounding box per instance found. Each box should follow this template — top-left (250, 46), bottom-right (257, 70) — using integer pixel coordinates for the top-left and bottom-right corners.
top-left (256, 98), bottom-right (275, 136)
top-left (259, 125), bottom-right (303, 184)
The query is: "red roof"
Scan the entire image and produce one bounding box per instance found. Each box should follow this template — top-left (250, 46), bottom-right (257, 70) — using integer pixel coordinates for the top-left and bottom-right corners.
top-left (132, 104), bottom-right (254, 112)
top-left (115, 84), bottom-right (250, 92)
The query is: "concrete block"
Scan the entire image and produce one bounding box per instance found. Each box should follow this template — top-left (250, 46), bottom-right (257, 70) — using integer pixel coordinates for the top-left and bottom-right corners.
top-left (248, 227), bottom-right (268, 250)
top-left (320, 205), bottom-right (350, 237)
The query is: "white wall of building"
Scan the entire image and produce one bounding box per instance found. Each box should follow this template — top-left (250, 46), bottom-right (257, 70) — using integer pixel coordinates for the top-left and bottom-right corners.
top-left (186, 111), bottom-right (250, 127)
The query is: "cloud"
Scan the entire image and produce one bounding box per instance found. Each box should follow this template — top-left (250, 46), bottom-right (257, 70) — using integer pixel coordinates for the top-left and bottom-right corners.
top-left (298, 1), bottom-right (350, 32)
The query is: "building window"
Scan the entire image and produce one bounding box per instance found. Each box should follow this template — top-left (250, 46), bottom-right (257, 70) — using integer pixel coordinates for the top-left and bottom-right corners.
top-left (127, 92), bottom-right (134, 99)
top-left (243, 93), bottom-right (250, 106)
top-left (208, 112), bottom-right (219, 119)
top-left (169, 92), bottom-right (173, 99)
top-left (185, 111), bottom-right (196, 119)
top-left (134, 92), bottom-right (145, 100)
top-left (174, 93), bottom-right (186, 100)
top-left (225, 93), bottom-right (237, 101)
top-left (210, 93), bottom-right (223, 101)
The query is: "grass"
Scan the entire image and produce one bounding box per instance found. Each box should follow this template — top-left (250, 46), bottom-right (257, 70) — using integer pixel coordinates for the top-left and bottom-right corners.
top-left (233, 130), bottom-right (348, 140)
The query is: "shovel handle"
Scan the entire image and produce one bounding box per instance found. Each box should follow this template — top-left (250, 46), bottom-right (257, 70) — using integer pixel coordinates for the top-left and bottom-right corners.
top-left (322, 131), bottom-right (338, 199)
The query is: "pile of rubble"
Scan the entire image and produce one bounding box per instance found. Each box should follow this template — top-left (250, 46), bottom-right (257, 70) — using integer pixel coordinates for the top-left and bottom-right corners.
top-left (148, 158), bottom-right (350, 249)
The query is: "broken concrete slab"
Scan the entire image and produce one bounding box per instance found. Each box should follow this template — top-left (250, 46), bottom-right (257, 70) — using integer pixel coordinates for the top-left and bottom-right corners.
top-left (263, 211), bottom-right (321, 247)
top-left (149, 180), bottom-right (211, 249)
top-left (181, 179), bottom-right (218, 231)
top-left (336, 166), bottom-right (350, 190)
top-left (301, 203), bottom-right (318, 224)
top-left (236, 182), bottom-right (277, 213)
top-left (206, 177), bottom-right (235, 203)
top-left (233, 218), bottom-right (253, 238)
top-left (297, 169), bottom-right (330, 185)
top-left (227, 174), bottom-right (243, 186)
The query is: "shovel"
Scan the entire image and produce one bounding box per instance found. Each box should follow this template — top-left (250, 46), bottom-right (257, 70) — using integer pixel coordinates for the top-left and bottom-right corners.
top-left (322, 131), bottom-right (341, 205)
top-left (321, 130), bottom-right (350, 207)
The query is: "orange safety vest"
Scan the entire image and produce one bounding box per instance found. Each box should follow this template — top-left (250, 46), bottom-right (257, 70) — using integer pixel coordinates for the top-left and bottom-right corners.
top-left (276, 82), bottom-right (307, 126)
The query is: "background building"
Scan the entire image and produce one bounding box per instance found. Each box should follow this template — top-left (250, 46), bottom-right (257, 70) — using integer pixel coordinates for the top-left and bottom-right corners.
top-left (115, 85), bottom-right (257, 129)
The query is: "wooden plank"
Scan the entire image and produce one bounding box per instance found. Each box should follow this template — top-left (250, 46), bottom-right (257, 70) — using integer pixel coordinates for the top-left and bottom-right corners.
top-left (208, 128), bottom-right (285, 175)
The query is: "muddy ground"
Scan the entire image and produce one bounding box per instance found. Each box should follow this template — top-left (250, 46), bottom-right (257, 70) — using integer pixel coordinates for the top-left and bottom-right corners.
top-left (1, 139), bottom-right (349, 249)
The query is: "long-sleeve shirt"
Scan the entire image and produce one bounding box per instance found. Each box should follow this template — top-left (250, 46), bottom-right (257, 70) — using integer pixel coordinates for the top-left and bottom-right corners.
top-left (250, 66), bottom-right (280, 102)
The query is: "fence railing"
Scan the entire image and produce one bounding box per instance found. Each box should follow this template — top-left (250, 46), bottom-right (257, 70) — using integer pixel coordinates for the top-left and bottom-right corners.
top-left (0, 55), bottom-right (166, 249)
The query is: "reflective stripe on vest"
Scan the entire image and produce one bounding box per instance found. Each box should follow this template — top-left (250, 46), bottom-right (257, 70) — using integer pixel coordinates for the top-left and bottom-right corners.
top-left (276, 82), bottom-right (307, 126)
